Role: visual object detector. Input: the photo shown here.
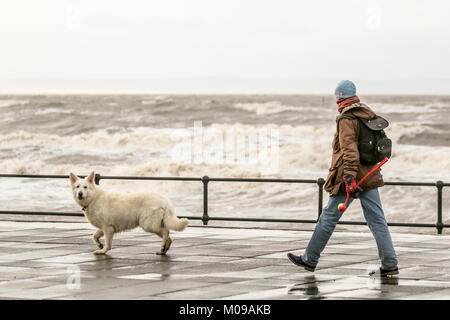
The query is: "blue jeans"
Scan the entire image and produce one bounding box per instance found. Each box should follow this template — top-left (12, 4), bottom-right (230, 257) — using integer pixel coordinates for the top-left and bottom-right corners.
top-left (302, 188), bottom-right (398, 270)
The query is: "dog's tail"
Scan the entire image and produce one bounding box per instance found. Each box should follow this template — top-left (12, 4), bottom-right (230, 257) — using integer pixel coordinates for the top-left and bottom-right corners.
top-left (163, 207), bottom-right (189, 231)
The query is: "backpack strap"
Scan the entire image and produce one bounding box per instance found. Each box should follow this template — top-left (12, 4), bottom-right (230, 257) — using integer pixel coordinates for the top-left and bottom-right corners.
top-left (337, 114), bottom-right (357, 121)
top-left (336, 113), bottom-right (360, 144)
top-left (336, 114), bottom-right (358, 132)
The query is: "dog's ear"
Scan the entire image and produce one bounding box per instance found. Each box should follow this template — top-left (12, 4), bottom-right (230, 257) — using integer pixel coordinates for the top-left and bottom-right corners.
top-left (69, 173), bottom-right (78, 184)
top-left (87, 171), bottom-right (95, 184)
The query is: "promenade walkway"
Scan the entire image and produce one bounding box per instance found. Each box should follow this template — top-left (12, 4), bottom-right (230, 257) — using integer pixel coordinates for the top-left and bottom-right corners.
top-left (0, 220), bottom-right (449, 300)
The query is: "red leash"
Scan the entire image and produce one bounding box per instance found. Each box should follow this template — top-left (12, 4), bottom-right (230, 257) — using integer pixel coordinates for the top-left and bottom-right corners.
top-left (337, 157), bottom-right (389, 212)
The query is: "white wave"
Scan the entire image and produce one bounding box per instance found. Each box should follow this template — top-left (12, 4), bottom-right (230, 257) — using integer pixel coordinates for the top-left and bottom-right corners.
top-left (0, 99), bottom-right (29, 108)
top-left (1, 121), bottom-right (449, 181)
top-left (141, 96), bottom-right (171, 105)
top-left (232, 101), bottom-right (309, 115)
top-left (34, 108), bottom-right (75, 115)
top-left (373, 103), bottom-right (448, 114)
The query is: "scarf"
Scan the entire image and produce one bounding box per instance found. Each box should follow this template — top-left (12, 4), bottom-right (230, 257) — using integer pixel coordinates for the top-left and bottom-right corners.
top-left (337, 96), bottom-right (360, 113)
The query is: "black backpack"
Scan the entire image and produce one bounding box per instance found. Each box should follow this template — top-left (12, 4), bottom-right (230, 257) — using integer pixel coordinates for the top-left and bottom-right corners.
top-left (338, 113), bottom-right (392, 165)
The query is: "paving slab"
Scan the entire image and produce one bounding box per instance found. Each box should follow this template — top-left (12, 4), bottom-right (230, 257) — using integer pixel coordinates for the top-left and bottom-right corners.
top-left (0, 220), bottom-right (449, 300)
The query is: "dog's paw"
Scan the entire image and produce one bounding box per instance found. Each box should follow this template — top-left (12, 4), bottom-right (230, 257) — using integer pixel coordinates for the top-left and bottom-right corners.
top-left (93, 249), bottom-right (107, 255)
top-left (156, 250), bottom-right (166, 255)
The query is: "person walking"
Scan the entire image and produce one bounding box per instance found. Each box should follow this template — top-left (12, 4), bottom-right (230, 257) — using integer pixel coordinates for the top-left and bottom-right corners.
top-left (287, 80), bottom-right (398, 277)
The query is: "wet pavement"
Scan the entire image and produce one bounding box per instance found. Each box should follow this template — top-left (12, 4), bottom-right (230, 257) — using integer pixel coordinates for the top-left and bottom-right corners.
top-left (0, 220), bottom-right (449, 300)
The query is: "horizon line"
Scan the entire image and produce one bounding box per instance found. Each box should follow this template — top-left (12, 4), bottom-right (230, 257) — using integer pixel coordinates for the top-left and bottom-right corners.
top-left (1, 91), bottom-right (449, 95)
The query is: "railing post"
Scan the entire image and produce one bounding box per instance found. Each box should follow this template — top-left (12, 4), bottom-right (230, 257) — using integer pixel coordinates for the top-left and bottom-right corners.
top-left (202, 176), bottom-right (210, 225)
top-left (94, 173), bottom-right (101, 185)
top-left (317, 178), bottom-right (325, 221)
top-left (436, 180), bottom-right (444, 234)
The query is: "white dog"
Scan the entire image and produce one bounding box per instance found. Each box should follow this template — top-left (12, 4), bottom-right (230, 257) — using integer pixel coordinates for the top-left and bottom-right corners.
top-left (70, 172), bottom-right (188, 255)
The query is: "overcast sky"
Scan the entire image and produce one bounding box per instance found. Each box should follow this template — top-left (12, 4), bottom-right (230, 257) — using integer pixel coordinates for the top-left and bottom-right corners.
top-left (1, 0), bottom-right (449, 93)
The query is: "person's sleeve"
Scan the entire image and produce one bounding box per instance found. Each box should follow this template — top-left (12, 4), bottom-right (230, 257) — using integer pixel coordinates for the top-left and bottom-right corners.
top-left (338, 118), bottom-right (360, 178)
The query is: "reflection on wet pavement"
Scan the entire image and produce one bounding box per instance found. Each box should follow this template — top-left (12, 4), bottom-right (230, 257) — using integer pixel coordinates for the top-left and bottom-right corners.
top-left (288, 276), bottom-right (323, 299)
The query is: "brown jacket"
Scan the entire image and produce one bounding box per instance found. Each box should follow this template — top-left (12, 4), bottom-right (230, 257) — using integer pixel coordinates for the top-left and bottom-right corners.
top-left (324, 102), bottom-right (384, 196)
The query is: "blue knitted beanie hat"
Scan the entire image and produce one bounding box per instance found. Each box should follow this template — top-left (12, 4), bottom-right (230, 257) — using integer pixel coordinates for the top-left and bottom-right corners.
top-left (335, 80), bottom-right (356, 100)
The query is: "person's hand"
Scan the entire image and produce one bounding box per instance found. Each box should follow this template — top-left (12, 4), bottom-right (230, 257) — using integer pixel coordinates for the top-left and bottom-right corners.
top-left (343, 174), bottom-right (357, 193)
top-left (343, 174), bottom-right (363, 198)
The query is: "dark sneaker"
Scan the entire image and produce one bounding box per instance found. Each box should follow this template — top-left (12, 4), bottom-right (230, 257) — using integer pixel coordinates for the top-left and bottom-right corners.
top-left (287, 253), bottom-right (316, 272)
top-left (369, 267), bottom-right (399, 277)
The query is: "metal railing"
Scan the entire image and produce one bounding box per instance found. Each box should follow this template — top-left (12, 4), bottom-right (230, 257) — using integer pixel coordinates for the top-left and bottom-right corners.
top-left (0, 173), bottom-right (448, 234)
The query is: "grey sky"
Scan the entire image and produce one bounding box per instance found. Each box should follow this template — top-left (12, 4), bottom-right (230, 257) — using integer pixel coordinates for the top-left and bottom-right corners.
top-left (1, 0), bottom-right (449, 93)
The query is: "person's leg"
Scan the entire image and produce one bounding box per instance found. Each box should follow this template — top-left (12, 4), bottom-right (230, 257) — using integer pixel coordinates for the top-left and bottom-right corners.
top-left (301, 192), bottom-right (354, 267)
top-left (359, 188), bottom-right (398, 270)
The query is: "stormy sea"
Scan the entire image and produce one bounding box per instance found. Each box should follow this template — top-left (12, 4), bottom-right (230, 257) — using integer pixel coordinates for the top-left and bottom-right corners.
top-left (1, 94), bottom-right (449, 232)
